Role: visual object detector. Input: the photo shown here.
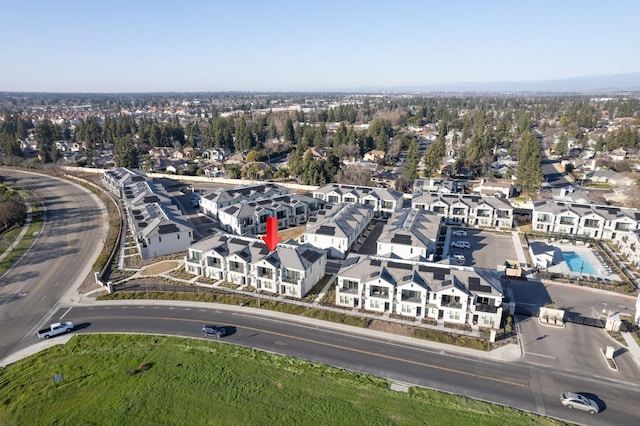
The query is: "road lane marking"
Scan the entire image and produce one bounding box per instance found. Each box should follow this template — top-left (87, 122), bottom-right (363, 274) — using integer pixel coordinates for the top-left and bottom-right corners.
top-left (59, 307), bottom-right (72, 320)
top-left (525, 352), bottom-right (556, 360)
top-left (74, 314), bottom-right (526, 389)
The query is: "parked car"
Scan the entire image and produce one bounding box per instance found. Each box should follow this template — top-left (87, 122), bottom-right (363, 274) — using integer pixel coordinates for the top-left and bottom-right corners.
top-left (448, 252), bottom-right (465, 263)
top-left (452, 230), bottom-right (467, 237)
top-left (560, 392), bottom-right (599, 414)
top-left (451, 240), bottom-right (470, 249)
top-left (201, 324), bottom-right (225, 338)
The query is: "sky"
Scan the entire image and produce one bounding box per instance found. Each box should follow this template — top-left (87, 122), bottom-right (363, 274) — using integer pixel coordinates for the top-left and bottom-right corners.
top-left (2, 0), bottom-right (640, 92)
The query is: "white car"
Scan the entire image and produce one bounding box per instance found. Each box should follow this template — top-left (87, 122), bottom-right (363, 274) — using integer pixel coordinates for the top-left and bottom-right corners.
top-left (448, 253), bottom-right (465, 263)
top-left (560, 392), bottom-right (599, 414)
top-left (452, 230), bottom-right (467, 237)
top-left (451, 240), bottom-right (470, 249)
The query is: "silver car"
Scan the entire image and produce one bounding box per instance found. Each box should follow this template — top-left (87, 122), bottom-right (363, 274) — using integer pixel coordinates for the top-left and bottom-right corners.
top-left (560, 392), bottom-right (599, 414)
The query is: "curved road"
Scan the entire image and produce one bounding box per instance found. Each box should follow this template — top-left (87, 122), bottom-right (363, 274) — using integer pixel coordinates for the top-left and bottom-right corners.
top-left (0, 168), bottom-right (107, 360)
top-left (39, 303), bottom-right (640, 425)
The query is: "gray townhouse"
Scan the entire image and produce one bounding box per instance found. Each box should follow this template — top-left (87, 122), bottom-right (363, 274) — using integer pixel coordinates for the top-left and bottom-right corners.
top-left (199, 183), bottom-right (292, 218)
top-left (216, 193), bottom-right (324, 236)
top-left (103, 168), bottom-right (194, 258)
top-left (312, 184), bottom-right (404, 217)
top-left (301, 203), bottom-right (375, 259)
top-left (532, 200), bottom-right (639, 241)
top-left (412, 193), bottom-right (514, 228)
top-left (185, 233), bottom-right (326, 299)
top-left (335, 255), bottom-right (503, 328)
top-left (376, 208), bottom-right (443, 261)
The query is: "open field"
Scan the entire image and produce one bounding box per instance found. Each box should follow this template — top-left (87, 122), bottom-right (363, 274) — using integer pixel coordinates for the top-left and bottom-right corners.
top-left (0, 335), bottom-right (563, 426)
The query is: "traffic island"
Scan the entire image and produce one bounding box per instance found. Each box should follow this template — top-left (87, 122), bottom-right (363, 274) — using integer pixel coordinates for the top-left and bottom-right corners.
top-left (600, 346), bottom-right (619, 371)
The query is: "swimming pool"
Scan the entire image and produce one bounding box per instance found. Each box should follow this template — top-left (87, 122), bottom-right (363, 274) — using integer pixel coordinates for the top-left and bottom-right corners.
top-left (562, 251), bottom-right (597, 275)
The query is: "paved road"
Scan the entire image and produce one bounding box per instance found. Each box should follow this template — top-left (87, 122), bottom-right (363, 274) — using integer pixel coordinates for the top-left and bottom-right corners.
top-left (0, 168), bottom-right (107, 360)
top-left (30, 303), bottom-right (640, 425)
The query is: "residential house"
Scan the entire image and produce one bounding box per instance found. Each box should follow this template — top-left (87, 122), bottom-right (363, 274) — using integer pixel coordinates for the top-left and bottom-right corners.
top-left (335, 256), bottom-right (503, 328)
top-left (363, 150), bottom-right (385, 163)
top-left (312, 184), bottom-right (404, 217)
top-left (184, 233), bottom-right (326, 298)
top-left (472, 178), bottom-right (515, 198)
top-left (412, 178), bottom-right (459, 194)
top-left (586, 169), bottom-right (622, 185)
top-left (302, 203), bottom-right (375, 259)
top-left (376, 209), bottom-right (443, 261)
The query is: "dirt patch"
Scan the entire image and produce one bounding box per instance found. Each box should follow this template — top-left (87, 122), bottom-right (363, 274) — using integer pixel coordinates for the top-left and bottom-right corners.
top-left (278, 225), bottom-right (306, 242)
top-left (140, 261), bottom-right (181, 276)
top-left (77, 271), bottom-right (103, 294)
top-left (367, 319), bottom-right (416, 337)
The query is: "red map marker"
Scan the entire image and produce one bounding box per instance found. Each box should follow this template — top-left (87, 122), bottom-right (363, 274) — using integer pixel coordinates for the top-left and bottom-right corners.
top-left (262, 217), bottom-right (281, 251)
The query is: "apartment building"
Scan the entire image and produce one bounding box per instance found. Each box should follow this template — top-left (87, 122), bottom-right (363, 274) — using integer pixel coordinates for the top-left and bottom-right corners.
top-left (532, 200), bottom-right (639, 241)
top-left (335, 255), bottom-right (503, 328)
top-left (412, 193), bottom-right (514, 228)
top-left (103, 168), bottom-right (194, 258)
top-left (301, 203), bottom-right (375, 259)
top-left (199, 183), bottom-right (291, 218)
top-left (185, 233), bottom-right (326, 299)
top-left (312, 184), bottom-right (404, 217)
top-left (376, 208), bottom-right (443, 261)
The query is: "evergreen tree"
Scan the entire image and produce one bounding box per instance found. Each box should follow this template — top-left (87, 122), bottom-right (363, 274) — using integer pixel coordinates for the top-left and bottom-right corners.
top-left (405, 138), bottom-right (420, 179)
top-left (114, 137), bottom-right (139, 168)
top-left (35, 119), bottom-right (58, 163)
top-left (283, 118), bottom-right (295, 143)
top-left (516, 132), bottom-right (543, 199)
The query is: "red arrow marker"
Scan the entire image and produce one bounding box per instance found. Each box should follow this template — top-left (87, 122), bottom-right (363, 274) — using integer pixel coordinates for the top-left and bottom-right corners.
top-left (262, 217), bottom-right (281, 251)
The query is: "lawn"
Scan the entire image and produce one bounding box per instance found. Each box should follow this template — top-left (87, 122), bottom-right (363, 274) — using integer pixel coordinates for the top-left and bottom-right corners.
top-left (0, 335), bottom-right (563, 426)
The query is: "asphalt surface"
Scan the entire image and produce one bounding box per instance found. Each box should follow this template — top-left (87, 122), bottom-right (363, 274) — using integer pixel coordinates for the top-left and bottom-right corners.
top-left (0, 168), bottom-right (107, 361)
top-left (15, 302), bottom-right (638, 425)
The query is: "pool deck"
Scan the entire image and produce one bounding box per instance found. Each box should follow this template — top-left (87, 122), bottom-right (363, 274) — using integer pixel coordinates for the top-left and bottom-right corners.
top-left (547, 242), bottom-right (622, 281)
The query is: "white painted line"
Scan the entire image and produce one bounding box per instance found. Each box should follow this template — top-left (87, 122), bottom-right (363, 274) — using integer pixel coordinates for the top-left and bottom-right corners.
top-left (121, 306), bottom-right (127, 309)
top-left (525, 352), bottom-right (556, 360)
top-left (59, 306), bottom-right (72, 320)
top-left (184, 308), bottom-right (191, 310)
top-left (40, 296), bottom-right (46, 301)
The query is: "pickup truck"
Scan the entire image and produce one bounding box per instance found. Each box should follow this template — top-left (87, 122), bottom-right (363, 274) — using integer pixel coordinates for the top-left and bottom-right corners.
top-left (37, 322), bottom-right (75, 339)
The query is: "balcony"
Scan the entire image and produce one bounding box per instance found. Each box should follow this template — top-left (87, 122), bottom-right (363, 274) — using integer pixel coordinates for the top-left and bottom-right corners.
top-left (369, 290), bottom-right (390, 298)
top-left (282, 275), bottom-right (300, 284)
top-left (441, 301), bottom-right (462, 309)
top-left (339, 287), bottom-right (359, 294)
top-left (475, 303), bottom-right (498, 313)
top-left (229, 265), bottom-right (244, 273)
top-left (257, 271), bottom-right (273, 279)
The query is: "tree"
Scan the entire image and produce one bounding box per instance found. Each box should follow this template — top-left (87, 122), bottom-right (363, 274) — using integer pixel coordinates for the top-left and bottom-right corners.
top-left (35, 119), bottom-right (58, 163)
top-left (283, 118), bottom-right (295, 143)
top-left (114, 137), bottom-right (139, 168)
top-left (405, 138), bottom-right (420, 179)
top-left (423, 138), bottom-right (445, 177)
top-left (555, 134), bottom-right (569, 157)
top-left (246, 150), bottom-right (260, 162)
top-left (516, 132), bottom-right (543, 199)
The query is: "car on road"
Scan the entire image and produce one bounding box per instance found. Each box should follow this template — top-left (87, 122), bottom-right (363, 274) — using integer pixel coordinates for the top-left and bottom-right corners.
top-left (452, 230), bottom-right (467, 237)
top-left (201, 324), bottom-right (226, 338)
top-left (560, 392), bottom-right (599, 414)
top-left (37, 322), bottom-right (75, 339)
top-left (451, 240), bottom-right (470, 249)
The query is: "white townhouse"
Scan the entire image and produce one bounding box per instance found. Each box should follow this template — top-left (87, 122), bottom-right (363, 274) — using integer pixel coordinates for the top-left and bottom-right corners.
top-left (412, 193), bottom-right (514, 228)
top-left (301, 203), bottom-right (375, 259)
top-left (619, 230), bottom-right (640, 267)
top-left (216, 193), bottom-right (324, 236)
top-left (532, 200), bottom-right (640, 241)
top-left (335, 256), bottom-right (503, 328)
top-left (103, 168), bottom-right (194, 258)
top-left (312, 184), bottom-right (404, 217)
top-left (376, 209), bottom-right (443, 261)
top-left (199, 183), bottom-right (291, 218)
top-left (185, 233), bottom-right (326, 299)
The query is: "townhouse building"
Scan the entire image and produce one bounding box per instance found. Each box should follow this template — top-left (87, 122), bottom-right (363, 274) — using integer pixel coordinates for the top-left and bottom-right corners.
top-left (619, 230), bottom-right (640, 267)
top-left (185, 233), bottom-right (326, 299)
top-left (103, 168), bottom-right (194, 258)
top-left (216, 193), bottom-right (324, 236)
top-left (312, 184), bottom-right (404, 217)
top-left (412, 193), bottom-right (514, 228)
top-left (301, 203), bottom-right (375, 259)
top-left (376, 208), bottom-right (443, 261)
top-left (335, 255), bottom-right (503, 328)
top-left (532, 200), bottom-right (639, 241)
top-left (199, 183), bottom-right (291, 218)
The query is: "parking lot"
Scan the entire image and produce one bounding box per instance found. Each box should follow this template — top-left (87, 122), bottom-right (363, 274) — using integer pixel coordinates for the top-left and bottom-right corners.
top-left (446, 228), bottom-right (517, 270)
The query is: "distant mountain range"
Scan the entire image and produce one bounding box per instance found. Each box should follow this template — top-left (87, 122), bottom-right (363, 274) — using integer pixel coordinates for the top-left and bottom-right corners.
top-left (348, 72), bottom-right (640, 94)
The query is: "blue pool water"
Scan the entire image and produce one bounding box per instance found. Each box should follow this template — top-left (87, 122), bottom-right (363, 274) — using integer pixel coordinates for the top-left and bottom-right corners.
top-left (562, 251), bottom-right (597, 275)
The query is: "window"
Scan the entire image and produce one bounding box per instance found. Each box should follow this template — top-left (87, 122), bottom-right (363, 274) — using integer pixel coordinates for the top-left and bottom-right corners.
top-left (339, 295), bottom-right (350, 304)
top-left (433, 206), bottom-right (446, 214)
top-left (537, 213), bottom-right (551, 222)
top-left (381, 201), bottom-right (394, 209)
top-left (448, 311), bottom-right (460, 320)
top-left (158, 236), bottom-right (162, 243)
top-left (452, 207), bottom-right (466, 216)
top-left (583, 219), bottom-right (600, 228)
top-left (370, 299), bottom-right (380, 309)
top-left (482, 315), bottom-right (496, 326)
top-left (615, 222), bottom-right (632, 231)
top-left (559, 216), bottom-right (575, 225)
top-left (177, 234), bottom-right (180, 240)
top-left (401, 304), bottom-right (412, 313)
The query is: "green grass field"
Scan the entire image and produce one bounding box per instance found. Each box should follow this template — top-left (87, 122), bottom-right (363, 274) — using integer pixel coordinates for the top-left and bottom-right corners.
top-left (0, 335), bottom-right (563, 426)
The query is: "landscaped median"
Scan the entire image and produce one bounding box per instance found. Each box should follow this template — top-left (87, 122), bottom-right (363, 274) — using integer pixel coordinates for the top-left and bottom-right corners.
top-left (0, 334), bottom-right (562, 425)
